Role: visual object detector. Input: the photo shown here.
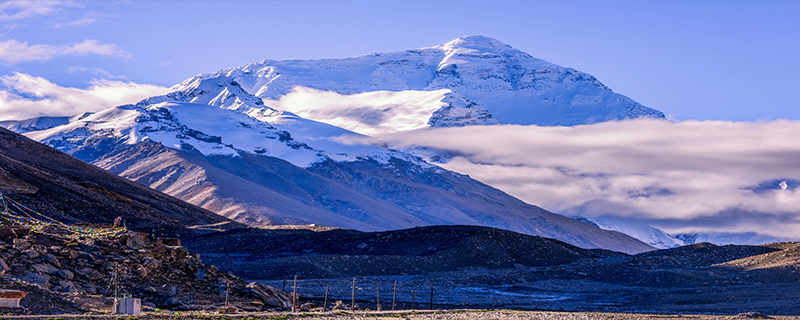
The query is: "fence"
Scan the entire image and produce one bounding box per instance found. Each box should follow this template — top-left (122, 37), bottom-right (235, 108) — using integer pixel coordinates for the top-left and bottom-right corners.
top-left (260, 276), bottom-right (568, 312)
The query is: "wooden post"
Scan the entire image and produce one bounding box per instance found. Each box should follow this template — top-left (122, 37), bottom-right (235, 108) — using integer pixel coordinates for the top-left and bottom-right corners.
top-left (323, 285), bottom-right (329, 312)
top-left (292, 275), bottom-right (298, 312)
top-left (377, 282), bottom-right (381, 311)
top-left (429, 286), bottom-right (433, 310)
top-left (282, 279), bottom-right (286, 292)
top-left (411, 289), bottom-right (415, 310)
top-left (392, 281), bottom-right (397, 311)
top-left (351, 278), bottom-right (356, 312)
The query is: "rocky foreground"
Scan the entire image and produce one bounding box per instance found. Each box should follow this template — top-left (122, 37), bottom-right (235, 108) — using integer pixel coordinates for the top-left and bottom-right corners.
top-left (0, 229), bottom-right (291, 314)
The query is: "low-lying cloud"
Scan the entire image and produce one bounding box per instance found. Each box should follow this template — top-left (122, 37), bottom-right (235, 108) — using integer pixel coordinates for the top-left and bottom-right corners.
top-left (0, 72), bottom-right (170, 120)
top-left (362, 119), bottom-right (800, 239)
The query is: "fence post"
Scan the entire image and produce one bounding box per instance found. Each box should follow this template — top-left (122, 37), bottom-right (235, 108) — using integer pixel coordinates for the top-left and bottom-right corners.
top-left (429, 286), bottom-right (433, 310)
top-left (377, 282), bottom-right (381, 311)
top-left (292, 275), bottom-right (298, 312)
top-left (351, 278), bottom-right (356, 312)
top-left (392, 281), bottom-right (397, 311)
top-left (323, 285), bottom-right (329, 312)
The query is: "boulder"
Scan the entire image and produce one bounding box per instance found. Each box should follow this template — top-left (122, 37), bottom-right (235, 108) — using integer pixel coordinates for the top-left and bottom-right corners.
top-left (22, 249), bottom-right (40, 259)
top-left (12, 238), bottom-right (30, 251)
top-left (58, 280), bottom-right (79, 293)
top-left (32, 263), bottom-right (58, 275)
top-left (19, 272), bottom-right (51, 287)
top-left (76, 267), bottom-right (105, 281)
top-left (244, 282), bottom-right (292, 308)
top-left (56, 269), bottom-right (74, 280)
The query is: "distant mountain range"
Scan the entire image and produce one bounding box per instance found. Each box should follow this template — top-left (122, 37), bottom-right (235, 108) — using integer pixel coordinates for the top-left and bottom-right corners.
top-left (2, 36), bottom-right (673, 254)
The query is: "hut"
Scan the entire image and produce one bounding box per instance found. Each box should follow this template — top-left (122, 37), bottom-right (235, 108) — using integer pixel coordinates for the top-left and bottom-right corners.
top-left (0, 290), bottom-right (27, 308)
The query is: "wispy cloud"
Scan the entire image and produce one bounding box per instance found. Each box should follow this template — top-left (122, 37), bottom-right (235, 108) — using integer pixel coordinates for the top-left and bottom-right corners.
top-left (0, 39), bottom-right (130, 64)
top-left (65, 66), bottom-right (128, 80)
top-left (356, 120), bottom-right (800, 239)
top-left (0, 0), bottom-right (63, 22)
top-left (53, 17), bottom-right (96, 28)
top-left (0, 72), bottom-right (170, 120)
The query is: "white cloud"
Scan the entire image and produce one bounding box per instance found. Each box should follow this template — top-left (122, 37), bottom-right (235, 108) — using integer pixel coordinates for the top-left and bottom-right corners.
top-left (0, 39), bottom-right (130, 65)
top-left (0, 72), bottom-right (170, 120)
top-left (53, 17), bottom-right (96, 28)
top-left (264, 87), bottom-right (449, 136)
top-left (65, 66), bottom-right (128, 80)
top-left (0, 0), bottom-right (62, 22)
top-left (360, 119), bottom-right (800, 239)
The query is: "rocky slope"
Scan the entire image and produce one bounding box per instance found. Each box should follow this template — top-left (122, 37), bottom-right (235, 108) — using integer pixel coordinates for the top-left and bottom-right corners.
top-left (0, 127), bottom-right (239, 237)
top-left (0, 230), bottom-right (290, 314)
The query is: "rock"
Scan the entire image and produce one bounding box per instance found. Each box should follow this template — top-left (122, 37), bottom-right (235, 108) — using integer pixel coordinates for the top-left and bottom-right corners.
top-left (135, 265), bottom-right (148, 278)
top-left (0, 258), bottom-right (9, 275)
top-left (142, 257), bottom-right (160, 270)
top-left (32, 263), bottom-right (58, 275)
top-left (81, 283), bottom-right (97, 295)
top-left (76, 267), bottom-right (105, 281)
top-left (300, 302), bottom-right (316, 311)
top-left (12, 238), bottom-right (31, 251)
top-left (43, 253), bottom-right (61, 268)
top-left (56, 269), bottom-right (74, 280)
top-left (58, 280), bottom-right (78, 293)
top-left (22, 249), bottom-right (40, 259)
top-left (100, 262), bottom-right (116, 271)
top-left (125, 233), bottom-right (148, 249)
top-left (244, 282), bottom-right (293, 308)
top-left (67, 249), bottom-right (79, 259)
top-left (19, 272), bottom-right (51, 287)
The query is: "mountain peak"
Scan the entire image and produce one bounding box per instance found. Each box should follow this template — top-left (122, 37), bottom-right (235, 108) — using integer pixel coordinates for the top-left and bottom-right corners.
top-left (446, 35), bottom-right (507, 47)
top-left (440, 35), bottom-right (519, 54)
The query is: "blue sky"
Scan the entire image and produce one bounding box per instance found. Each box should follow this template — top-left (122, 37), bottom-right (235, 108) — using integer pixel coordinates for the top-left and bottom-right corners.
top-left (1, 0), bottom-right (798, 121)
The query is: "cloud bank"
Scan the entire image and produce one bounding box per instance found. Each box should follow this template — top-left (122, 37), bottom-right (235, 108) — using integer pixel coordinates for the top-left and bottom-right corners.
top-left (363, 119), bottom-right (800, 239)
top-left (0, 72), bottom-right (170, 120)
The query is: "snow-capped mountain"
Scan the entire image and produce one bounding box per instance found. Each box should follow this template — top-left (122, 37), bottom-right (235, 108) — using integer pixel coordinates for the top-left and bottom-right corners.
top-left (1, 35), bottom-right (672, 254)
top-left (575, 215), bottom-right (791, 248)
top-left (173, 35), bottom-right (664, 134)
top-left (675, 232), bottom-right (792, 246)
top-left (15, 97), bottom-right (653, 253)
top-left (0, 115), bottom-right (80, 133)
top-left (574, 217), bottom-right (686, 249)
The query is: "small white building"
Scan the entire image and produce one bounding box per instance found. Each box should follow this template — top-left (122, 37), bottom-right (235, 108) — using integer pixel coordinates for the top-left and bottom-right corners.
top-left (0, 290), bottom-right (27, 308)
top-left (113, 297), bottom-right (141, 315)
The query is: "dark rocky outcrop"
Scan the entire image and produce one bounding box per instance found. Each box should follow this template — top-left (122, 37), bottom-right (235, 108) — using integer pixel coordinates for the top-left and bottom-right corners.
top-left (0, 230), bottom-right (290, 314)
